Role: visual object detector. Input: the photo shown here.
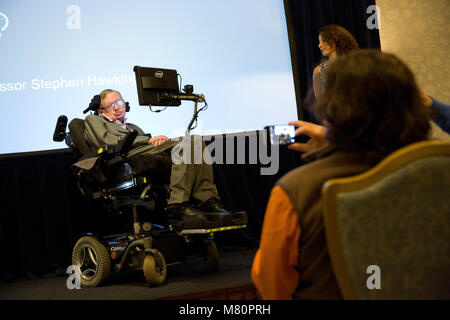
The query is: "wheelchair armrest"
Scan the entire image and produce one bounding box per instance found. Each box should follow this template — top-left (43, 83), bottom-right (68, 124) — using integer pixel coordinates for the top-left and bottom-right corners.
top-left (114, 130), bottom-right (138, 156)
top-left (76, 130), bottom-right (138, 168)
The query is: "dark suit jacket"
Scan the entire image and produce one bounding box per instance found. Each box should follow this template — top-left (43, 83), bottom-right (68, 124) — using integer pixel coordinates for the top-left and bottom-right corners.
top-left (84, 115), bottom-right (150, 150)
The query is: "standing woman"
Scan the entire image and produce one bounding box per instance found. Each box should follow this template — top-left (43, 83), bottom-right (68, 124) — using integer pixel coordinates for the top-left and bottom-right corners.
top-left (313, 25), bottom-right (359, 98)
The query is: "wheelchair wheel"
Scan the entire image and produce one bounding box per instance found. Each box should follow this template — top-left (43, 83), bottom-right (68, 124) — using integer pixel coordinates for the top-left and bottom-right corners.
top-left (205, 241), bottom-right (219, 272)
top-left (72, 236), bottom-right (111, 287)
top-left (143, 250), bottom-right (167, 286)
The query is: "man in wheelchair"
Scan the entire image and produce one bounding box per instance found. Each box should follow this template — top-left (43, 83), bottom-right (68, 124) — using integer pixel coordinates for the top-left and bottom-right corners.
top-left (53, 88), bottom-right (247, 287)
top-left (80, 88), bottom-right (238, 230)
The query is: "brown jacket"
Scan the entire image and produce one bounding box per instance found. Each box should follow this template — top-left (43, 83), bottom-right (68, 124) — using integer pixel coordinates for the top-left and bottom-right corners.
top-left (278, 146), bottom-right (374, 299)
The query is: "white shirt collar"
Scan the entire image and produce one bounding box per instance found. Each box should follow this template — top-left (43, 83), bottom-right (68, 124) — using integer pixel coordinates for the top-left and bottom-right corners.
top-left (101, 113), bottom-right (128, 129)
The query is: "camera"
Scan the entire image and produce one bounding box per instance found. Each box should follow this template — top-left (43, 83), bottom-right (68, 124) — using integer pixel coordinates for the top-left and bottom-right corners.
top-left (183, 85), bottom-right (194, 95)
top-left (265, 124), bottom-right (296, 145)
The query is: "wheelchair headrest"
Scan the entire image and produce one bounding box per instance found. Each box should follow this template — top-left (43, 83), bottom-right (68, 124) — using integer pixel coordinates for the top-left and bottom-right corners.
top-left (68, 118), bottom-right (94, 156)
top-left (83, 95), bottom-right (102, 115)
top-left (53, 115), bottom-right (68, 142)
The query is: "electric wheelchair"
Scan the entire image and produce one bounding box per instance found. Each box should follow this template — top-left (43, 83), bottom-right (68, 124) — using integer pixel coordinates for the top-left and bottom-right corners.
top-left (53, 114), bottom-right (247, 288)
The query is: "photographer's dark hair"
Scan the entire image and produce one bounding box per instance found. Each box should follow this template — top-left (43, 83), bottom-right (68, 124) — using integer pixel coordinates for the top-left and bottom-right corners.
top-left (315, 50), bottom-right (431, 160)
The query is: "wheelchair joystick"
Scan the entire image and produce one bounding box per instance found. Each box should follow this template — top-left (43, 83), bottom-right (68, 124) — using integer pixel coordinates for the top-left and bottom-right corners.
top-left (142, 221), bottom-right (153, 232)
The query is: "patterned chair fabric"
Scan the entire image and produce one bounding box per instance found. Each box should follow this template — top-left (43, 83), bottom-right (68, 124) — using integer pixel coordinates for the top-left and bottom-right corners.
top-left (323, 141), bottom-right (450, 299)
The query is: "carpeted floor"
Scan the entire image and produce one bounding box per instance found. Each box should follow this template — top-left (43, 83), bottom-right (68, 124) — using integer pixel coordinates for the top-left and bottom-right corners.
top-left (0, 248), bottom-right (258, 300)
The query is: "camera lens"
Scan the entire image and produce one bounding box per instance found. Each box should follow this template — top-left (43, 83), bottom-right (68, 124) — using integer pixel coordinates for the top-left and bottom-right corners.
top-left (184, 85), bottom-right (194, 94)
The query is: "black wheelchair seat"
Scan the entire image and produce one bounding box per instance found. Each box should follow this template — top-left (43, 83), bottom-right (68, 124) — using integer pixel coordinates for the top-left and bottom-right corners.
top-left (68, 118), bottom-right (171, 205)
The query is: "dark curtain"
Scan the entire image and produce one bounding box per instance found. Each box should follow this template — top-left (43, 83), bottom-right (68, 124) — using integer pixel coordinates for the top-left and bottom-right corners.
top-left (0, 150), bottom-right (125, 282)
top-left (285, 0), bottom-right (381, 122)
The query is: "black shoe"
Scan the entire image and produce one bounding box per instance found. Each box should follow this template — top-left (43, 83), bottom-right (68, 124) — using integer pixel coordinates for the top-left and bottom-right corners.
top-left (196, 197), bottom-right (229, 213)
top-left (165, 202), bottom-right (208, 220)
top-left (166, 202), bottom-right (219, 230)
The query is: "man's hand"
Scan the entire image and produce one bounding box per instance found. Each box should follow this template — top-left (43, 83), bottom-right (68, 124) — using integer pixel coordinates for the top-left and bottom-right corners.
top-left (148, 135), bottom-right (169, 146)
top-left (287, 120), bottom-right (327, 153)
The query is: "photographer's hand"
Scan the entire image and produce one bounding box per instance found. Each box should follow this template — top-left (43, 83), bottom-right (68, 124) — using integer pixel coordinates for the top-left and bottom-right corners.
top-left (287, 120), bottom-right (327, 153)
top-left (419, 89), bottom-right (433, 108)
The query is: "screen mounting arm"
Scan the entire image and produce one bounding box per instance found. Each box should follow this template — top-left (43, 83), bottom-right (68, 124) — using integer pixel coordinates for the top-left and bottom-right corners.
top-left (160, 92), bottom-right (205, 135)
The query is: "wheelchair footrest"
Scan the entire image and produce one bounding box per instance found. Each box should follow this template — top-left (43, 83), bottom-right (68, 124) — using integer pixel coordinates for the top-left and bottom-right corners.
top-left (177, 224), bottom-right (247, 235)
top-left (169, 211), bottom-right (248, 232)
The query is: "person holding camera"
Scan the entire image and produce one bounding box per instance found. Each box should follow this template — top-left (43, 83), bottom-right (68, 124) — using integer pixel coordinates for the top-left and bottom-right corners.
top-left (251, 50), bottom-right (448, 299)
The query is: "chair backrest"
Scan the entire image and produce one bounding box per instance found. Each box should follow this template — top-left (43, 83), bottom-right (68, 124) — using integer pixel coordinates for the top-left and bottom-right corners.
top-left (68, 118), bottom-right (94, 156)
top-left (322, 140), bottom-right (450, 299)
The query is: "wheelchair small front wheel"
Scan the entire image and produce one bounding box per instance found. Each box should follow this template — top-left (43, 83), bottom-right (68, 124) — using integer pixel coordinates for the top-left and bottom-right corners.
top-left (205, 241), bottom-right (219, 272)
top-left (72, 236), bottom-right (111, 287)
top-left (143, 250), bottom-right (167, 286)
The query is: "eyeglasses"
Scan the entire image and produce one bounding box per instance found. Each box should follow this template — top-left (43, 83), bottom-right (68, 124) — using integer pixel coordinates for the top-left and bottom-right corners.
top-left (103, 99), bottom-right (125, 111)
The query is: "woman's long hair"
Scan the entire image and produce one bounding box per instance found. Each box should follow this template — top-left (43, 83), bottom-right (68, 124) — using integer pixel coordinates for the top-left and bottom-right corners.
top-left (319, 24), bottom-right (359, 56)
